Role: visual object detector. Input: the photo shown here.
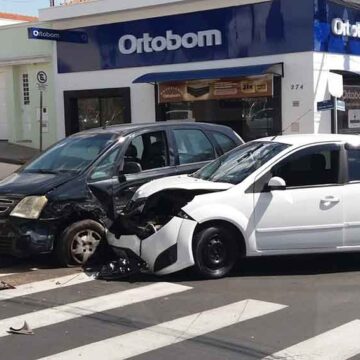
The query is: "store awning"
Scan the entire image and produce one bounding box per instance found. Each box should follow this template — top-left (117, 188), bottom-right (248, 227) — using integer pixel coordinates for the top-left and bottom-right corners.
top-left (133, 63), bottom-right (284, 84)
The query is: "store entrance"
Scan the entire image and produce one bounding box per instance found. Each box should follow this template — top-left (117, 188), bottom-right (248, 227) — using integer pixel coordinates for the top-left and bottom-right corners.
top-left (157, 76), bottom-right (281, 141)
top-left (64, 88), bottom-right (131, 136)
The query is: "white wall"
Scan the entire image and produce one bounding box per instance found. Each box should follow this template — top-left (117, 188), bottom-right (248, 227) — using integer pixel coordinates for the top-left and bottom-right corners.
top-left (54, 51), bottom-right (315, 140)
top-left (0, 19), bottom-right (24, 26)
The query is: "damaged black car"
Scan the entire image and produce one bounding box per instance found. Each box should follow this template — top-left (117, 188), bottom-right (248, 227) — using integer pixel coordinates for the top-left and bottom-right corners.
top-left (0, 122), bottom-right (242, 266)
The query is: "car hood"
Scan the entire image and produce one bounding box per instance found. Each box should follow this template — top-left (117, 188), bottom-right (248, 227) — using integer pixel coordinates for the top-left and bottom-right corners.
top-left (133, 175), bottom-right (233, 201)
top-left (0, 172), bottom-right (74, 196)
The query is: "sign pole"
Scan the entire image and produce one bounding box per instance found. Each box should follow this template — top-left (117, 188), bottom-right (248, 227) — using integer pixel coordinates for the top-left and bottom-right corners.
top-left (334, 97), bottom-right (338, 134)
top-left (39, 90), bottom-right (43, 152)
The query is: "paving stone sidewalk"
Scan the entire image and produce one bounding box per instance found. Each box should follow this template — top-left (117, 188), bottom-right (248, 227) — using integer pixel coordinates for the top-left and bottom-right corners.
top-left (0, 141), bottom-right (40, 165)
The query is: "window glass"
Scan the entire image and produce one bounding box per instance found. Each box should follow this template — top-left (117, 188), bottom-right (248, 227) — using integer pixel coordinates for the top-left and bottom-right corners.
top-left (194, 141), bottom-right (288, 185)
top-left (23, 134), bottom-right (115, 174)
top-left (174, 129), bottom-right (215, 165)
top-left (212, 132), bottom-right (237, 153)
top-left (272, 145), bottom-right (340, 187)
top-left (90, 146), bottom-right (121, 181)
top-left (348, 149), bottom-right (360, 181)
top-left (124, 131), bottom-right (169, 172)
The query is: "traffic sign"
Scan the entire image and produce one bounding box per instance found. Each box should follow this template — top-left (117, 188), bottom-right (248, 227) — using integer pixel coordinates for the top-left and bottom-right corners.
top-left (37, 71), bottom-right (47, 84)
top-left (336, 99), bottom-right (346, 112)
top-left (317, 100), bottom-right (334, 111)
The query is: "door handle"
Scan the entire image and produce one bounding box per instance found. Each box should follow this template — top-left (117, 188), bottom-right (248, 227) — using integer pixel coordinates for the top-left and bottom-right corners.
top-left (321, 196), bottom-right (340, 203)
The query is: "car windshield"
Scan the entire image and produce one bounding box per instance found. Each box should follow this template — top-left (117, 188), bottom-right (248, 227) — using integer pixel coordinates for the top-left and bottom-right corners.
top-left (23, 134), bottom-right (116, 174)
top-left (192, 141), bottom-right (289, 184)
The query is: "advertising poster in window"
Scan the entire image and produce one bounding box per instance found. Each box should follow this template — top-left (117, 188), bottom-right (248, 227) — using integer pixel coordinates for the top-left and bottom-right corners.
top-left (342, 86), bottom-right (360, 129)
top-left (158, 75), bottom-right (273, 103)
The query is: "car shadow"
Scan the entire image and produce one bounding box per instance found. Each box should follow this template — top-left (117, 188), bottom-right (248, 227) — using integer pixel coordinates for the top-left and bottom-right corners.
top-left (125, 252), bottom-right (360, 283)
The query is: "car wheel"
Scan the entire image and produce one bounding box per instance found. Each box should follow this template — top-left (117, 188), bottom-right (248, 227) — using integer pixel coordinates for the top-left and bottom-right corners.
top-left (55, 220), bottom-right (105, 267)
top-left (193, 225), bottom-right (240, 279)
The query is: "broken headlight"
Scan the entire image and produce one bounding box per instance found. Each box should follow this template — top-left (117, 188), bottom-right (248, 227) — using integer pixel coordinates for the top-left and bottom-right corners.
top-left (177, 210), bottom-right (194, 220)
top-left (10, 196), bottom-right (48, 220)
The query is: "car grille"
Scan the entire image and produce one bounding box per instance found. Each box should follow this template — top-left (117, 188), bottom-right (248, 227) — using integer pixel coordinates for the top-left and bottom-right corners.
top-left (0, 197), bottom-right (20, 217)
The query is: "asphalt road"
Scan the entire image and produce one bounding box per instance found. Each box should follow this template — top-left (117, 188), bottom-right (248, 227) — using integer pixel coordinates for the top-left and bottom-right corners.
top-left (1, 253), bottom-right (360, 359)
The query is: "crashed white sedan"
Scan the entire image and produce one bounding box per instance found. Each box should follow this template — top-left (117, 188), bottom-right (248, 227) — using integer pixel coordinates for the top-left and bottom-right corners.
top-left (109, 134), bottom-right (360, 278)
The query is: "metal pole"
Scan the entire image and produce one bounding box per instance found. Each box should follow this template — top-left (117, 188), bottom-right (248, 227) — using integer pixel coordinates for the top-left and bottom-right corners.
top-left (50, 0), bottom-right (55, 6)
top-left (334, 97), bottom-right (338, 134)
top-left (39, 91), bottom-right (43, 152)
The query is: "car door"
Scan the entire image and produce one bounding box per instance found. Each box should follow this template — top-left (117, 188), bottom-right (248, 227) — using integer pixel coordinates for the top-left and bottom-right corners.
top-left (253, 143), bottom-right (344, 251)
top-left (343, 146), bottom-right (360, 246)
top-left (171, 127), bottom-right (218, 175)
top-left (112, 128), bottom-right (176, 215)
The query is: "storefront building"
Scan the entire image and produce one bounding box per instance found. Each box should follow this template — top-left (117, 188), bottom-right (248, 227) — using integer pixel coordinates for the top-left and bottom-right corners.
top-left (0, 20), bottom-right (57, 149)
top-left (39, 0), bottom-right (360, 142)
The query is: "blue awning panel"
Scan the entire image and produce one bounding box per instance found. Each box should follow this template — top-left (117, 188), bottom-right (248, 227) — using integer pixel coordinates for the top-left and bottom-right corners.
top-left (133, 63), bottom-right (283, 83)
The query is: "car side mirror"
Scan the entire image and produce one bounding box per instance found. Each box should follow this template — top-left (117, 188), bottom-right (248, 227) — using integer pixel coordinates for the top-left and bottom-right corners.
top-left (123, 161), bottom-right (142, 174)
top-left (267, 177), bottom-right (286, 191)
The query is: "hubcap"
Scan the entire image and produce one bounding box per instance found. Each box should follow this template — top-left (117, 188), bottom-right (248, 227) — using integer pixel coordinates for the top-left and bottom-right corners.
top-left (203, 236), bottom-right (227, 270)
top-left (70, 229), bottom-right (102, 264)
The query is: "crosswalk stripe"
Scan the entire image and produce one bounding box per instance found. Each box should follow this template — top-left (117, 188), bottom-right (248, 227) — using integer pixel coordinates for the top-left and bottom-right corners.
top-left (0, 273), bottom-right (15, 278)
top-left (38, 299), bottom-right (287, 360)
top-left (0, 273), bottom-right (93, 301)
top-left (0, 282), bottom-right (191, 337)
top-left (263, 320), bottom-right (360, 360)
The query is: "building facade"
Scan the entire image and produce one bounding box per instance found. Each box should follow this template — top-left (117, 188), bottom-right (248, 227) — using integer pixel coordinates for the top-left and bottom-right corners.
top-left (39, 0), bottom-right (360, 142)
top-left (0, 20), bottom-right (57, 149)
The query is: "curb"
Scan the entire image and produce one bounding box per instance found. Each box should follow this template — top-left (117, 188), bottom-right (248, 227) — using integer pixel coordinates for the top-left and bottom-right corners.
top-left (0, 158), bottom-right (27, 166)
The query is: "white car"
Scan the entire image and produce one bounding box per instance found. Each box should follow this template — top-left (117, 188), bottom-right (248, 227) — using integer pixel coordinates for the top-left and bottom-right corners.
top-left (109, 134), bottom-right (360, 278)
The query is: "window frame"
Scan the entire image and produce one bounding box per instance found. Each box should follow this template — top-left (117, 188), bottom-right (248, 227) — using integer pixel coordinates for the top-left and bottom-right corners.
top-left (250, 142), bottom-right (347, 193)
top-left (345, 145), bottom-right (360, 184)
top-left (119, 128), bottom-right (174, 174)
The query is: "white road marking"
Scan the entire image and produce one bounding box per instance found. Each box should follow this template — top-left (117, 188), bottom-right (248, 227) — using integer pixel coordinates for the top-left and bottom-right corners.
top-left (0, 282), bottom-right (191, 337)
top-left (264, 320), bottom-right (360, 360)
top-left (38, 299), bottom-right (287, 360)
top-left (0, 273), bottom-right (93, 301)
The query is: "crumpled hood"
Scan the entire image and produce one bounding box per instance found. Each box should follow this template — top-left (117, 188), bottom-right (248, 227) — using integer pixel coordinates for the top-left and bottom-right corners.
top-left (133, 175), bottom-right (233, 201)
top-left (0, 172), bottom-right (73, 196)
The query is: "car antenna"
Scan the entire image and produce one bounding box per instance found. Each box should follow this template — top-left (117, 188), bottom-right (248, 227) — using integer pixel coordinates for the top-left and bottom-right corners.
top-left (270, 108), bottom-right (313, 141)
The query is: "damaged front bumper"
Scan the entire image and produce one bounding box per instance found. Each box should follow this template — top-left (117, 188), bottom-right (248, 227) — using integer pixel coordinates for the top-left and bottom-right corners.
top-left (108, 216), bottom-right (198, 275)
top-left (0, 217), bottom-right (55, 257)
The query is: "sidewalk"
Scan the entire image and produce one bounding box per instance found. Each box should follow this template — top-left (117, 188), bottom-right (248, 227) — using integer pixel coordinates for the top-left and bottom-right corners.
top-left (0, 141), bottom-right (40, 165)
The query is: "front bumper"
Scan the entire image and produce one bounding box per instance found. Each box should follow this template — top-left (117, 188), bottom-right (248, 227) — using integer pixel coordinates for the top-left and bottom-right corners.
top-left (108, 216), bottom-right (198, 275)
top-left (0, 218), bottom-right (55, 257)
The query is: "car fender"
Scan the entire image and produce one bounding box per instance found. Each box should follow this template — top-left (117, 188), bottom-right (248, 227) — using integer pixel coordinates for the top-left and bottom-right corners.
top-left (184, 204), bottom-right (253, 255)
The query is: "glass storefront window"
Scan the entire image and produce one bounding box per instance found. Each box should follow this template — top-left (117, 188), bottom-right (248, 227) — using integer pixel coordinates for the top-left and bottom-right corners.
top-left (157, 76), bottom-right (280, 141)
top-left (78, 97), bottom-right (127, 132)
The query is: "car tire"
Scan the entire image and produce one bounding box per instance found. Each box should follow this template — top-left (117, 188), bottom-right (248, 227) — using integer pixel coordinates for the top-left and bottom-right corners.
top-left (55, 220), bottom-right (105, 267)
top-left (193, 225), bottom-right (240, 279)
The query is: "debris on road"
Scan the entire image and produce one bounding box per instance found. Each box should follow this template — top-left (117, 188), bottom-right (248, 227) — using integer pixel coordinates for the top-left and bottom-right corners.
top-left (0, 280), bottom-right (16, 290)
top-left (83, 242), bottom-right (147, 281)
top-left (7, 321), bottom-right (34, 335)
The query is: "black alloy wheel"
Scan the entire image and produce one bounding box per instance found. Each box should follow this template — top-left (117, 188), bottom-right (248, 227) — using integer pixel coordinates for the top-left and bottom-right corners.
top-left (193, 225), bottom-right (240, 279)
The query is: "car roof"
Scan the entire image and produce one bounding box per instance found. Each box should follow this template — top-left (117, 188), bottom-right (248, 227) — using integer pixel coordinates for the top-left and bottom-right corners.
top-left (260, 133), bottom-right (360, 147)
top-left (71, 121), bottom-right (232, 137)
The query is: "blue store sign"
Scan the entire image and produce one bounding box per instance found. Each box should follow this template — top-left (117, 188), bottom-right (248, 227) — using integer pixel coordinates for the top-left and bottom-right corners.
top-left (28, 27), bottom-right (88, 43)
top-left (57, 0), bottom-right (314, 73)
top-left (315, 0), bottom-right (360, 55)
